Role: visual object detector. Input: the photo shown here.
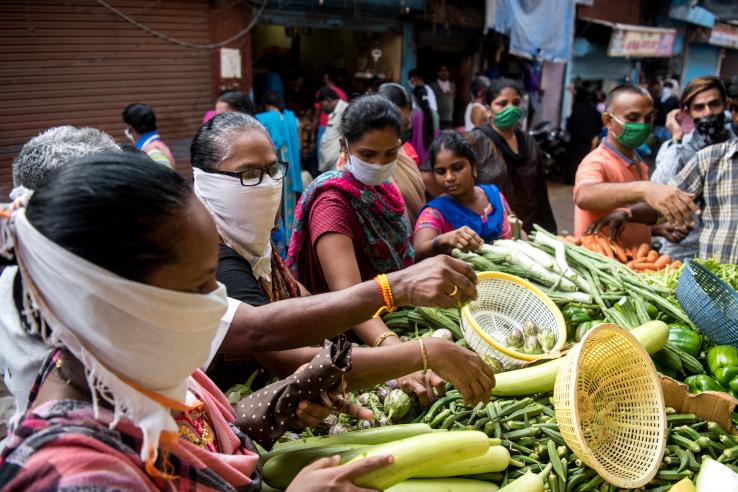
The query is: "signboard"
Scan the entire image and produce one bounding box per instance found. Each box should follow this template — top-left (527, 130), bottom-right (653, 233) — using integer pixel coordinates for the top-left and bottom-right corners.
top-left (608, 28), bottom-right (676, 57)
top-left (709, 22), bottom-right (738, 50)
top-left (220, 48), bottom-right (242, 79)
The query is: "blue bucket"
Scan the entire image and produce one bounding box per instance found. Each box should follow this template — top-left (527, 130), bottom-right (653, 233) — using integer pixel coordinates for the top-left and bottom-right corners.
top-left (676, 259), bottom-right (738, 346)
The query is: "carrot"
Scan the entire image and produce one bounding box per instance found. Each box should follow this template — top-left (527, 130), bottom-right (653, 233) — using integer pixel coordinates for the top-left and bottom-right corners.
top-left (613, 243), bottom-right (628, 263)
top-left (636, 264), bottom-right (658, 271)
top-left (596, 235), bottom-right (615, 259)
top-left (670, 260), bottom-right (683, 270)
top-left (635, 243), bottom-right (650, 259)
top-left (646, 250), bottom-right (659, 262)
top-left (653, 255), bottom-right (672, 270)
top-left (580, 235), bottom-right (595, 251)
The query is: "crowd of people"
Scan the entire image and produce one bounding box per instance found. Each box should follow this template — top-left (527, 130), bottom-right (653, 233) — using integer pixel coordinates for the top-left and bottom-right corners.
top-left (1, 62), bottom-right (738, 490)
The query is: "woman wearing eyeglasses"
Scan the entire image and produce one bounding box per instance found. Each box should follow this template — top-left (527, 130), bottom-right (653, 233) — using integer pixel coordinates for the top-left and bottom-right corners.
top-left (191, 111), bottom-right (494, 405)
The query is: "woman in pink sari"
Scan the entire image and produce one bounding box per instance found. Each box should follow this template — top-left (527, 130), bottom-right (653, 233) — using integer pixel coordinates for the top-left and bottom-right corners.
top-left (0, 152), bottom-right (389, 491)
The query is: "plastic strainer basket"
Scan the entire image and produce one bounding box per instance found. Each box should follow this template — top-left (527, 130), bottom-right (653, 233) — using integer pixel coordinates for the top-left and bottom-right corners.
top-left (460, 271), bottom-right (566, 370)
top-left (676, 259), bottom-right (738, 346)
top-left (553, 324), bottom-right (666, 489)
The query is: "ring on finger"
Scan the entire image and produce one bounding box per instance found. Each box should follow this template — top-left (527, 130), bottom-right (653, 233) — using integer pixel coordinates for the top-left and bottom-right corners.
top-left (449, 285), bottom-right (458, 297)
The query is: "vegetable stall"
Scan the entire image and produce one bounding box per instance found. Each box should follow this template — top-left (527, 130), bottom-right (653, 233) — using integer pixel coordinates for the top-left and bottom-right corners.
top-left (256, 230), bottom-right (738, 491)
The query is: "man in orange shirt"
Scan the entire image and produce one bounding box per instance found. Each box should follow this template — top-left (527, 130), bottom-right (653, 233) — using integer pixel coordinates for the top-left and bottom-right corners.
top-left (573, 85), bottom-right (698, 246)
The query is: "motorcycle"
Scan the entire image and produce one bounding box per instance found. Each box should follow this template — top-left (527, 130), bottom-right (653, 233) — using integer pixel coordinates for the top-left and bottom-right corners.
top-left (528, 121), bottom-right (570, 177)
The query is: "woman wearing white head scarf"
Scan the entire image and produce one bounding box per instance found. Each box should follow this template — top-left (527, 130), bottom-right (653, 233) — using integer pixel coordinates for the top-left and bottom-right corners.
top-left (0, 153), bottom-right (395, 491)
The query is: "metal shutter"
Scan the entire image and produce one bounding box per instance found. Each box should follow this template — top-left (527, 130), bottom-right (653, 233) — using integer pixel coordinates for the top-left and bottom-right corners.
top-left (0, 0), bottom-right (214, 197)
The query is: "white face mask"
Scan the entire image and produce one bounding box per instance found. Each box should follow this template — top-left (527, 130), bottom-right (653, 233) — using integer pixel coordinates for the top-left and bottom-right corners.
top-left (343, 140), bottom-right (398, 186)
top-left (9, 207), bottom-right (228, 463)
top-left (193, 168), bottom-right (282, 282)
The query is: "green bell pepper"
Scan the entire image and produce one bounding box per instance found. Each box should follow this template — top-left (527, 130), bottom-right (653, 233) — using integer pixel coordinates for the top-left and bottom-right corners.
top-left (667, 324), bottom-right (702, 358)
top-left (645, 302), bottom-right (659, 320)
top-left (563, 306), bottom-right (592, 328)
top-left (704, 345), bottom-right (738, 395)
top-left (684, 374), bottom-right (725, 394)
top-left (707, 345), bottom-right (738, 375)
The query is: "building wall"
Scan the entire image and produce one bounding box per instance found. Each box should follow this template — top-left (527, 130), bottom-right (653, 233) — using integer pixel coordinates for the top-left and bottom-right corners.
top-left (0, 0), bottom-right (252, 197)
top-left (578, 0), bottom-right (642, 25)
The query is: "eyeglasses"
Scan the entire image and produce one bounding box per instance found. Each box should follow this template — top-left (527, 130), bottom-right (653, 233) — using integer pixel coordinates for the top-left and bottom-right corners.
top-left (205, 160), bottom-right (289, 186)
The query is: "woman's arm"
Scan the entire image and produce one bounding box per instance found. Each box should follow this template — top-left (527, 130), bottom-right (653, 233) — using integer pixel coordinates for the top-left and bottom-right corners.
top-left (315, 232), bottom-right (399, 348)
top-left (219, 255), bottom-right (478, 355)
top-left (414, 226), bottom-right (442, 261)
top-left (255, 338), bottom-right (495, 406)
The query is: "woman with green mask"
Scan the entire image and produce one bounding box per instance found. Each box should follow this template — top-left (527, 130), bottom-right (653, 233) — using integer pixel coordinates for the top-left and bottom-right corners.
top-left (464, 78), bottom-right (557, 233)
top-left (573, 84), bottom-right (699, 247)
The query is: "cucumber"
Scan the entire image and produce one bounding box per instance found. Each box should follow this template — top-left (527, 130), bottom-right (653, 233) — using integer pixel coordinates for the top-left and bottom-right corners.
top-left (386, 478), bottom-right (500, 491)
top-left (347, 430), bottom-right (490, 490)
top-left (266, 423), bottom-right (431, 459)
top-left (263, 444), bottom-right (369, 489)
top-left (499, 463), bottom-right (552, 492)
top-left (492, 321), bottom-right (669, 396)
top-left (415, 445), bottom-right (510, 477)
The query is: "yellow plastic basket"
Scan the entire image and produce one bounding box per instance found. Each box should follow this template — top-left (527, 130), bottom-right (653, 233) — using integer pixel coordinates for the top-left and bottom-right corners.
top-left (460, 271), bottom-right (567, 370)
top-left (553, 324), bottom-right (666, 489)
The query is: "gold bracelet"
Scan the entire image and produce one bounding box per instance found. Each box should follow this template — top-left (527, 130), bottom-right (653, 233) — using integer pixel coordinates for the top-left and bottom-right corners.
top-left (373, 331), bottom-right (398, 347)
top-left (418, 338), bottom-right (428, 374)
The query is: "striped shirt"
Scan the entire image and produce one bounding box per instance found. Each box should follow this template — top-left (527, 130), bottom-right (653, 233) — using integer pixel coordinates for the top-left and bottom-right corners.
top-left (670, 140), bottom-right (738, 263)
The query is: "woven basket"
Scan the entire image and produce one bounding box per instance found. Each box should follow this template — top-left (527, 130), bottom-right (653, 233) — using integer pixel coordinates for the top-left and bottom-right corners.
top-left (553, 324), bottom-right (666, 489)
top-left (676, 259), bottom-right (738, 346)
top-left (460, 271), bottom-right (566, 370)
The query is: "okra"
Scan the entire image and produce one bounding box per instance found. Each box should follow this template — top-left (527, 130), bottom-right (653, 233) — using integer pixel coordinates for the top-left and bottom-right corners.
top-left (667, 413), bottom-right (698, 425)
top-left (473, 417), bottom-right (490, 430)
top-left (675, 447), bottom-right (688, 473)
top-left (548, 473), bottom-right (560, 492)
top-left (709, 421), bottom-right (737, 445)
top-left (503, 427), bottom-right (540, 440)
top-left (670, 434), bottom-right (701, 453)
top-left (579, 473), bottom-right (603, 490)
top-left (495, 397), bottom-right (534, 420)
top-left (429, 408), bottom-right (452, 428)
top-left (548, 439), bottom-right (566, 483)
top-left (494, 422), bottom-right (502, 439)
top-left (686, 449), bottom-right (701, 471)
top-left (423, 393), bottom-right (461, 423)
top-left (655, 470), bottom-right (692, 480)
top-left (501, 403), bottom-right (545, 422)
top-left (509, 458), bottom-right (525, 468)
top-left (441, 410), bottom-right (472, 430)
top-left (540, 426), bottom-right (566, 446)
top-left (483, 421), bottom-right (495, 437)
top-left (720, 445), bottom-right (738, 462)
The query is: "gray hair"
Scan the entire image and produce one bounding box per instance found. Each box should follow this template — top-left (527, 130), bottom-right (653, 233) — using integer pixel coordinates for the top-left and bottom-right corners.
top-left (190, 112), bottom-right (272, 170)
top-left (12, 126), bottom-right (120, 190)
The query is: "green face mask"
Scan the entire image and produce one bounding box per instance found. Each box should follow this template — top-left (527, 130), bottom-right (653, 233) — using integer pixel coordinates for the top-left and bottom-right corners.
top-left (493, 105), bottom-right (523, 131)
top-left (610, 114), bottom-right (652, 149)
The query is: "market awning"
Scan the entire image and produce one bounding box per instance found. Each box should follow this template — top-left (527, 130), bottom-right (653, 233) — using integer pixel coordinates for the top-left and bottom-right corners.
top-left (581, 18), bottom-right (677, 58)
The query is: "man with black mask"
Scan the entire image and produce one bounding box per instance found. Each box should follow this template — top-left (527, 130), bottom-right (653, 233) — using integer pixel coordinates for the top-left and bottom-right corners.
top-left (651, 76), bottom-right (735, 260)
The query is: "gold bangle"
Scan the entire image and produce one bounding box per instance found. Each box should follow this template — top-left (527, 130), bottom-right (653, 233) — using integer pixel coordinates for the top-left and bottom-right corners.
top-left (373, 331), bottom-right (398, 347)
top-left (419, 338), bottom-right (428, 374)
